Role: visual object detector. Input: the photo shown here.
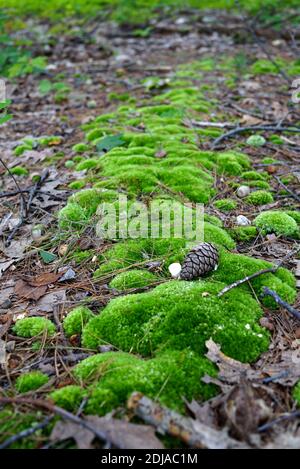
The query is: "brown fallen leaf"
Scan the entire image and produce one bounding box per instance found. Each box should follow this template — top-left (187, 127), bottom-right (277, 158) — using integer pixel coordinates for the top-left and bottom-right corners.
top-left (22, 271), bottom-right (62, 287)
top-left (14, 279), bottom-right (47, 301)
top-left (203, 339), bottom-right (259, 390)
top-left (50, 416), bottom-right (164, 449)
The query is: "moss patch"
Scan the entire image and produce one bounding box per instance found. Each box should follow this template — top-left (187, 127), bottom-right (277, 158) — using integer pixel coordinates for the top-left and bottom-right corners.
top-left (254, 211), bottom-right (299, 237)
top-left (245, 190), bottom-right (274, 206)
top-left (15, 371), bottom-right (49, 393)
top-left (214, 198), bottom-right (237, 212)
top-left (13, 317), bottom-right (56, 338)
top-left (82, 279), bottom-right (270, 361)
top-left (110, 269), bottom-right (159, 290)
top-left (63, 306), bottom-right (94, 337)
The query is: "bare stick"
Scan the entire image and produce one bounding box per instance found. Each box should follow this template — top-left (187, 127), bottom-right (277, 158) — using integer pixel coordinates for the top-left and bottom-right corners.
top-left (0, 396), bottom-right (108, 445)
top-left (0, 415), bottom-right (53, 449)
top-left (258, 410), bottom-right (300, 432)
top-left (0, 157), bottom-right (27, 211)
top-left (218, 247), bottom-right (300, 297)
top-left (273, 175), bottom-right (300, 203)
top-left (211, 125), bottom-right (300, 148)
top-left (217, 267), bottom-right (277, 297)
top-left (261, 287), bottom-right (300, 321)
top-left (127, 392), bottom-right (248, 449)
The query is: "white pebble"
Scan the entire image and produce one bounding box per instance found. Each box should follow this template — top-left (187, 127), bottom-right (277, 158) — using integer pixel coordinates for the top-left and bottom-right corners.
top-left (236, 185), bottom-right (250, 198)
top-left (168, 263), bottom-right (182, 278)
top-left (236, 215), bottom-right (251, 226)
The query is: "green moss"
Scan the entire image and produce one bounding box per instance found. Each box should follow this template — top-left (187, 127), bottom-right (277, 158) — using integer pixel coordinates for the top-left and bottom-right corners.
top-left (58, 203), bottom-right (89, 230)
top-left (73, 350), bottom-right (216, 414)
top-left (94, 225), bottom-right (234, 278)
top-left (204, 214), bottom-right (223, 227)
top-left (63, 306), bottom-right (94, 337)
top-left (254, 211), bottom-right (299, 237)
top-left (110, 269), bottom-right (159, 291)
top-left (9, 166), bottom-right (29, 176)
top-left (50, 385), bottom-right (86, 412)
top-left (75, 158), bottom-right (99, 171)
top-left (72, 143), bottom-right (90, 153)
top-left (251, 59), bottom-right (284, 75)
top-left (68, 180), bottom-right (86, 190)
top-left (65, 160), bottom-right (75, 168)
top-left (72, 249), bottom-right (93, 263)
top-left (15, 371), bottom-right (49, 393)
top-left (212, 249), bottom-right (296, 308)
top-left (261, 157), bottom-right (278, 164)
top-left (13, 317), bottom-right (56, 338)
top-left (247, 180), bottom-right (270, 190)
top-left (285, 210), bottom-right (300, 225)
top-left (241, 171), bottom-right (267, 181)
top-left (269, 135), bottom-right (284, 145)
top-left (214, 198), bottom-right (237, 212)
top-left (246, 135), bottom-right (266, 147)
top-left (82, 279), bottom-right (270, 361)
top-left (86, 128), bottom-right (104, 142)
top-left (293, 381), bottom-right (300, 406)
top-left (0, 410), bottom-right (47, 449)
top-left (216, 152), bottom-right (249, 175)
top-left (229, 226), bottom-right (257, 242)
top-left (245, 190), bottom-right (274, 206)
top-left (14, 144), bottom-right (32, 156)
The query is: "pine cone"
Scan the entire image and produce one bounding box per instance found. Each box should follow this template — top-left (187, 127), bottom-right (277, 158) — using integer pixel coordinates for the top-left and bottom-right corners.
top-left (180, 243), bottom-right (219, 280)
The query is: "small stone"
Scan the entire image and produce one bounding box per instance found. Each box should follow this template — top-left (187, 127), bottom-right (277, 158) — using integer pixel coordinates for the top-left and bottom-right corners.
top-left (236, 185), bottom-right (250, 198)
top-left (236, 215), bottom-right (251, 226)
top-left (87, 100), bottom-right (97, 109)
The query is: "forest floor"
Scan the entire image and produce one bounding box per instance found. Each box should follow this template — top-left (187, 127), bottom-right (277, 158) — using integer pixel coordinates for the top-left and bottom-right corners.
top-left (0, 6), bottom-right (300, 449)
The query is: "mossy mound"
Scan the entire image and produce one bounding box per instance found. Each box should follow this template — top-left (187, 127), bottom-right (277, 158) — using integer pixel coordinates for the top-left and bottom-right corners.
top-left (94, 227), bottom-right (235, 278)
top-left (214, 198), bottom-right (237, 212)
top-left (110, 269), bottom-right (159, 291)
top-left (15, 371), bottom-right (49, 393)
top-left (13, 317), bottom-right (56, 338)
top-left (50, 385), bottom-right (87, 412)
top-left (0, 410), bottom-right (47, 449)
top-left (63, 306), bottom-right (94, 337)
top-left (82, 279), bottom-right (270, 361)
top-left (245, 190), bottom-right (273, 206)
top-left (229, 226), bottom-right (257, 242)
top-left (72, 350), bottom-right (216, 415)
top-left (254, 211), bottom-right (299, 238)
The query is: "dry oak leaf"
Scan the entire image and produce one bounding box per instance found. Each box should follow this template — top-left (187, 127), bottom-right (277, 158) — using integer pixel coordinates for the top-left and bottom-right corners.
top-left (50, 417), bottom-right (164, 449)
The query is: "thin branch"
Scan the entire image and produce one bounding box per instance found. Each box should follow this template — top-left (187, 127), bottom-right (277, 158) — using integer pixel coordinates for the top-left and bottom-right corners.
top-left (258, 410), bottom-right (300, 432)
top-left (273, 175), bottom-right (300, 203)
top-left (211, 125), bottom-right (300, 148)
top-left (218, 247), bottom-right (300, 297)
top-left (0, 157), bottom-right (27, 210)
top-left (0, 396), bottom-right (108, 445)
top-left (0, 415), bottom-right (53, 449)
top-left (261, 287), bottom-right (300, 321)
top-left (217, 267), bottom-right (277, 297)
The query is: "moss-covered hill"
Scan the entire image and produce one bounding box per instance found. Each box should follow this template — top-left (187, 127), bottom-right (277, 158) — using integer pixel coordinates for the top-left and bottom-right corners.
top-left (11, 56), bottom-right (299, 418)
